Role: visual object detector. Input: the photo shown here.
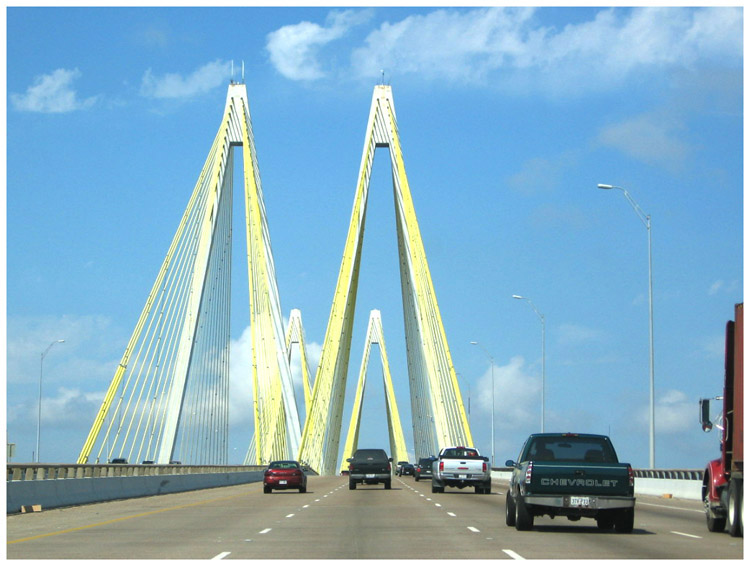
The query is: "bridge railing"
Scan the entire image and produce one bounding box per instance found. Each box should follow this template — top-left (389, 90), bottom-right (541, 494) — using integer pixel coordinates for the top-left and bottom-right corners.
top-left (7, 463), bottom-right (266, 482)
top-left (632, 469), bottom-right (703, 481)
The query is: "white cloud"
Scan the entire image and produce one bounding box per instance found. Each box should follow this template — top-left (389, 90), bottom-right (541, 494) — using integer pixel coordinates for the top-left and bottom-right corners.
top-left (708, 279), bottom-right (739, 296)
top-left (10, 68), bottom-right (98, 113)
top-left (475, 355), bottom-right (539, 431)
top-left (140, 60), bottom-right (231, 99)
top-left (655, 389), bottom-right (695, 435)
top-left (597, 111), bottom-right (690, 172)
top-left (268, 6), bottom-right (742, 94)
top-left (266, 10), bottom-right (372, 80)
top-left (557, 323), bottom-right (604, 346)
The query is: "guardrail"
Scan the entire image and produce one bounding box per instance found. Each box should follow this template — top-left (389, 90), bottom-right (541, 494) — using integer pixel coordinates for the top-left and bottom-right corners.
top-left (633, 469), bottom-right (703, 480)
top-left (7, 463), bottom-right (265, 481)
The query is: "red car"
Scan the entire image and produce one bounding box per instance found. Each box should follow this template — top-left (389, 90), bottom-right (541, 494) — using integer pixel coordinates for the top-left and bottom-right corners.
top-left (263, 460), bottom-right (307, 493)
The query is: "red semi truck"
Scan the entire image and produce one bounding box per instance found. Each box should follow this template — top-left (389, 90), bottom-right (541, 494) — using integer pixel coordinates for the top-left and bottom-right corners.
top-left (699, 302), bottom-right (743, 537)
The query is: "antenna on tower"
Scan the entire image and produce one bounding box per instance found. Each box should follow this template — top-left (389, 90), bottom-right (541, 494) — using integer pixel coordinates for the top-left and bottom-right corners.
top-left (231, 60), bottom-right (235, 84)
top-left (380, 69), bottom-right (384, 85)
top-left (242, 60), bottom-right (245, 83)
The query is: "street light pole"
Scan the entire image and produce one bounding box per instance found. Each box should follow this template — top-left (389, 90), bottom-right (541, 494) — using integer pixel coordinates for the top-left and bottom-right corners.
top-left (470, 341), bottom-right (494, 467)
top-left (512, 295), bottom-right (546, 433)
top-left (37, 339), bottom-right (65, 463)
top-left (598, 183), bottom-right (655, 469)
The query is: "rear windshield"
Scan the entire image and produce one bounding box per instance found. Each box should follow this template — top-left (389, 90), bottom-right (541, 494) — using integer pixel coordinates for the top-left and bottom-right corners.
top-left (268, 461), bottom-right (300, 469)
top-left (522, 436), bottom-right (618, 463)
top-left (441, 448), bottom-right (479, 458)
top-left (353, 449), bottom-right (388, 461)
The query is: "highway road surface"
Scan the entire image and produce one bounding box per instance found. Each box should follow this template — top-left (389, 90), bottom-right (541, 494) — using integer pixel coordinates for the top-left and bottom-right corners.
top-left (7, 475), bottom-right (743, 560)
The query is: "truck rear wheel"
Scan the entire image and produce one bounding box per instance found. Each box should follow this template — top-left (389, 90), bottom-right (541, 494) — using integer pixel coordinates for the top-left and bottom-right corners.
top-left (349, 480), bottom-right (356, 490)
top-left (385, 480), bottom-right (392, 490)
top-left (614, 508), bottom-right (634, 533)
top-left (505, 491), bottom-right (516, 526)
top-left (515, 494), bottom-right (534, 531)
top-left (728, 478), bottom-right (743, 537)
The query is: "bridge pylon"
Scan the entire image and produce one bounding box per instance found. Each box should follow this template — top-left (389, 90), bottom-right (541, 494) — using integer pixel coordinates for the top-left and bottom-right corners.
top-left (299, 85), bottom-right (473, 475)
top-left (339, 310), bottom-right (409, 473)
top-left (78, 82), bottom-right (301, 465)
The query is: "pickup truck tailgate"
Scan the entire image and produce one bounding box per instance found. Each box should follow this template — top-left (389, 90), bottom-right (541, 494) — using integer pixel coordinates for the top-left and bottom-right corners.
top-left (528, 461), bottom-right (633, 497)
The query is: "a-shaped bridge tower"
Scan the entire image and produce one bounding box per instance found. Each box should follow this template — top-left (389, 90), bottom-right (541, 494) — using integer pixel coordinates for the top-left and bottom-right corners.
top-left (299, 85), bottom-right (473, 475)
top-left (77, 82), bottom-right (301, 465)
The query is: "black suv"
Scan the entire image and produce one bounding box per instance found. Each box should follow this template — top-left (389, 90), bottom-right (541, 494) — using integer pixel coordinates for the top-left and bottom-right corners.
top-left (347, 448), bottom-right (392, 489)
top-left (414, 457), bottom-right (437, 481)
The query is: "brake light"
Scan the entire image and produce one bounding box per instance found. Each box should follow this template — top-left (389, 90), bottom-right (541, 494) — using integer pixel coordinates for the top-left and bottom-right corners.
top-left (482, 461), bottom-right (488, 472)
top-left (439, 461), bottom-right (444, 472)
top-left (524, 462), bottom-right (533, 485)
top-left (627, 465), bottom-right (634, 487)
top-left (387, 463), bottom-right (391, 472)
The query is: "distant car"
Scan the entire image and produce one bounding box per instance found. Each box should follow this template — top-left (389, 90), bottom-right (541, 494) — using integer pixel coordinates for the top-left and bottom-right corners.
top-left (264, 460), bottom-right (307, 493)
top-left (141, 460), bottom-right (155, 465)
top-left (397, 461), bottom-right (414, 476)
top-left (414, 457), bottom-right (437, 481)
top-left (110, 458), bottom-right (128, 464)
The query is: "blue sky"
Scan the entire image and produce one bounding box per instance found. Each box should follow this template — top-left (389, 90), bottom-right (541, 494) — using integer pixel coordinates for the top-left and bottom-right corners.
top-left (5, 6), bottom-right (744, 469)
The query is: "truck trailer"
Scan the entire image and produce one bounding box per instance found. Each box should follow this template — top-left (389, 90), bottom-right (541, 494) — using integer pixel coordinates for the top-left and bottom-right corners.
top-left (699, 302), bottom-right (743, 537)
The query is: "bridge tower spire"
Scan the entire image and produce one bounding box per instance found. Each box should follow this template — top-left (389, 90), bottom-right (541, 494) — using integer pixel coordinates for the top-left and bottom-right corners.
top-left (299, 85), bottom-right (472, 474)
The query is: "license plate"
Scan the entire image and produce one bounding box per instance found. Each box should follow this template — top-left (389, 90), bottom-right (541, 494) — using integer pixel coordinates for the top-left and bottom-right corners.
top-left (279, 480), bottom-right (287, 485)
top-left (570, 497), bottom-right (590, 507)
top-left (366, 474), bottom-right (376, 478)
top-left (458, 474), bottom-right (467, 479)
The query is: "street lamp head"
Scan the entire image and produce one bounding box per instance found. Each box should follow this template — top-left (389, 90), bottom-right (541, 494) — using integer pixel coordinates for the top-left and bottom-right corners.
top-left (597, 183), bottom-right (614, 190)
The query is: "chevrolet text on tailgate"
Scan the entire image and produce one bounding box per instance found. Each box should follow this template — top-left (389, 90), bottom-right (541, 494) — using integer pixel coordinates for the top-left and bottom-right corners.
top-left (505, 433), bottom-right (635, 532)
top-left (431, 446), bottom-right (492, 494)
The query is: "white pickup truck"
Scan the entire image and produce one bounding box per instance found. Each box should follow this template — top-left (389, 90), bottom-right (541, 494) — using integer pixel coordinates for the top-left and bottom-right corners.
top-left (431, 446), bottom-right (492, 494)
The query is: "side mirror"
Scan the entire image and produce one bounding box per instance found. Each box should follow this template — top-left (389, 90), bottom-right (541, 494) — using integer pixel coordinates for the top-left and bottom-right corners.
top-left (389, 457), bottom-right (393, 462)
top-left (700, 398), bottom-right (713, 432)
top-left (346, 457), bottom-right (353, 462)
top-left (505, 460), bottom-right (516, 467)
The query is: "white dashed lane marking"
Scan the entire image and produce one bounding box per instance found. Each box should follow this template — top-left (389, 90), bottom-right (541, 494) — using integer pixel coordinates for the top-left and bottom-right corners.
top-left (503, 549), bottom-right (526, 560)
top-left (671, 531), bottom-right (702, 539)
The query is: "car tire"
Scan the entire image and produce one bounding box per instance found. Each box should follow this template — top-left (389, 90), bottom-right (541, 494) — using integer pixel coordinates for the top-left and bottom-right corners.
top-left (415, 475), bottom-right (419, 482)
top-left (728, 479), bottom-right (743, 537)
top-left (349, 480), bottom-right (356, 490)
top-left (596, 512), bottom-right (615, 530)
top-left (614, 508), bottom-right (634, 533)
top-left (299, 486), bottom-right (307, 494)
top-left (515, 493), bottom-right (534, 531)
top-left (263, 486), bottom-right (271, 494)
top-left (505, 491), bottom-right (516, 527)
top-left (385, 480), bottom-right (391, 490)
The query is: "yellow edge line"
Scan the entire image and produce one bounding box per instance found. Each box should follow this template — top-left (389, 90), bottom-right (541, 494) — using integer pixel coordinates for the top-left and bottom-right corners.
top-left (7, 490), bottom-right (249, 545)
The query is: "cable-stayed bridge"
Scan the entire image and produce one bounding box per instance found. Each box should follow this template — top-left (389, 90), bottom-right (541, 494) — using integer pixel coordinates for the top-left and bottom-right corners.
top-left (77, 82), bottom-right (472, 473)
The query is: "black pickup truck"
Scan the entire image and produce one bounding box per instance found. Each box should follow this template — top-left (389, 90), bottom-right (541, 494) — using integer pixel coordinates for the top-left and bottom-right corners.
top-left (347, 448), bottom-right (392, 490)
top-left (505, 433), bottom-right (635, 532)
